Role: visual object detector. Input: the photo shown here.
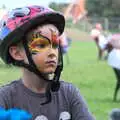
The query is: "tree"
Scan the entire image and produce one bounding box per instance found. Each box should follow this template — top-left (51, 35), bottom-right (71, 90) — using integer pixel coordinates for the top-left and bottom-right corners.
top-left (86, 0), bottom-right (120, 17)
top-left (49, 2), bottom-right (68, 13)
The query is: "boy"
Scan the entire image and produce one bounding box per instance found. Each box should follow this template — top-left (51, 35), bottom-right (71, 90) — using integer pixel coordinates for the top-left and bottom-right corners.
top-left (106, 34), bottom-right (120, 101)
top-left (0, 5), bottom-right (94, 120)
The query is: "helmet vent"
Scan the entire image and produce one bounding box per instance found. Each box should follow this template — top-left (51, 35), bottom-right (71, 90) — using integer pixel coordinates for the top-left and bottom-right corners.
top-left (14, 13), bottom-right (26, 17)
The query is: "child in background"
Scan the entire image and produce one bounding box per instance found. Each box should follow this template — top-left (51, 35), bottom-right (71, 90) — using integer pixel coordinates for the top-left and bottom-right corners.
top-left (90, 23), bottom-right (107, 60)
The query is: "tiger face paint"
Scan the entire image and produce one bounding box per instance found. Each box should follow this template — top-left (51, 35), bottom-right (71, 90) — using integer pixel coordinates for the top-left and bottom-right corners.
top-left (28, 29), bottom-right (59, 54)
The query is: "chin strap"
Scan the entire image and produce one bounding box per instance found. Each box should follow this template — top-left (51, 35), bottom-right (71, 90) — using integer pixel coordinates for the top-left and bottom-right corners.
top-left (51, 44), bottom-right (63, 92)
top-left (41, 45), bottom-right (63, 105)
top-left (12, 37), bottom-right (63, 105)
top-left (22, 38), bottom-right (49, 80)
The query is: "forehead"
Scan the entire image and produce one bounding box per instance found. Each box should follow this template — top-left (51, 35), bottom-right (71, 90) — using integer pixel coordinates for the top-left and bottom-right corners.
top-left (36, 24), bottom-right (59, 34)
top-left (27, 24), bottom-right (59, 38)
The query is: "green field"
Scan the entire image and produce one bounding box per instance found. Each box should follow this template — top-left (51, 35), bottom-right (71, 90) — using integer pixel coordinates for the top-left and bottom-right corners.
top-left (62, 41), bottom-right (118, 120)
top-left (0, 29), bottom-right (119, 120)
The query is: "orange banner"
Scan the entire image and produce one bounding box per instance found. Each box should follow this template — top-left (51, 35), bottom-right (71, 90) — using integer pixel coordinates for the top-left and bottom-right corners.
top-left (64, 0), bottom-right (87, 23)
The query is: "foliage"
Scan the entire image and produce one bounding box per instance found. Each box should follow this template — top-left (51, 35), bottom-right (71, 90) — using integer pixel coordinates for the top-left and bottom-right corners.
top-left (49, 0), bottom-right (120, 18)
top-left (49, 2), bottom-right (68, 13)
top-left (86, 0), bottom-right (120, 17)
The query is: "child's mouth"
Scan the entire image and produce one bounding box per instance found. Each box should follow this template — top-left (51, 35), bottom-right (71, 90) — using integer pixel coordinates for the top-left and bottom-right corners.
top-left (46, 60), bottom-right (57, 65)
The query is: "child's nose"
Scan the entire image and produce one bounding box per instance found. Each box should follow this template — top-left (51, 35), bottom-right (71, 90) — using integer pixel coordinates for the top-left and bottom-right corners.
top-left (48, 48), bottom-right (57, 57)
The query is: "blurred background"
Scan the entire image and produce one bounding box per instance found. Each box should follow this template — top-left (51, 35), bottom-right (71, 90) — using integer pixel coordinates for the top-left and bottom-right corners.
top-left (0, 0), bottom-right (120, 120)
top-left (0, 0), bottom-right (120, 32)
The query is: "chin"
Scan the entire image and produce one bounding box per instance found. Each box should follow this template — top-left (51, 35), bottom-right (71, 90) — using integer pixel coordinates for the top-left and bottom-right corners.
top-left (44, 68), bottom-right (56, 74)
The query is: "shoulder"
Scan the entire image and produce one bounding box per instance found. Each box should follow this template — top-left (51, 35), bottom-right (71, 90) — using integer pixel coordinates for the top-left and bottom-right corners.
top-left (0, 80), bottom-right (21, 108)
top-left (59, 80), bottom-right (81, 99)
top-left (90, 29), bottom-right (100, 37)
top-left (0, 80), bottom-right (21, 95)
top-left (59, 81), bottom-right (92, 113)
top-left (60, 80), bottom-right (77, 92)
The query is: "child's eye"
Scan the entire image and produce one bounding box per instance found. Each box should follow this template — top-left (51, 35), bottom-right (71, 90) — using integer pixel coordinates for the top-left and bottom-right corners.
top-left (36, 44), bottom-right (47, 48)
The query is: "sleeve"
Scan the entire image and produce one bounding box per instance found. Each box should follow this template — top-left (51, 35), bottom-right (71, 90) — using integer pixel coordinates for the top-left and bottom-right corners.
top-left (0, 90), bottom-right (7, 108)
top-left (0, 87), bottom-right (10, 109)
top-left (98, 35), bottom-right (108, 50)
top-left (68, 84), bottom-right (95, 120)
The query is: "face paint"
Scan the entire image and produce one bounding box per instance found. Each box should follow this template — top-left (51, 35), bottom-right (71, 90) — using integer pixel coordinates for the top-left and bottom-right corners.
top-left (50, 29), bottom-right (59, 45)
top-left (28, 31), bottom-right (59, 54)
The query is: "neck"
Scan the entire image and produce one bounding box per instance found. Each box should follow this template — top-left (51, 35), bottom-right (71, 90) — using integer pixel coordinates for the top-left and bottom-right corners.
top-left (21, 68), bottom-right (49, 93)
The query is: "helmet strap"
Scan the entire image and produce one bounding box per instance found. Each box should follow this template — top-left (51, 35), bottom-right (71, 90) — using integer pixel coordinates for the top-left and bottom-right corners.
top-left (22, 38), bottom-right (50, 81)
top-left (51, 44), bottom-right (63, 92)
top-left (12, 37), bottom-right (63, 105)
top-left (41, 45), bottom-right (63, 105)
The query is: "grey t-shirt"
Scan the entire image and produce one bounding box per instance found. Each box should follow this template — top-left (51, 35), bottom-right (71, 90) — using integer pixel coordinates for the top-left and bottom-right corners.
top-left (0, 80), bottom-right (94, 120)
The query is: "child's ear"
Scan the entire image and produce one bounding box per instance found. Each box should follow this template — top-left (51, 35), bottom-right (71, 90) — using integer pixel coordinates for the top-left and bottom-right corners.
top-left (9, 46), bottom-right (25, 61)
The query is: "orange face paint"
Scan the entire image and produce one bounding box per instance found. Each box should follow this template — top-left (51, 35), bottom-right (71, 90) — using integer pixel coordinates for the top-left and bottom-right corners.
top-left (28, 31), bottom-right (59, 54)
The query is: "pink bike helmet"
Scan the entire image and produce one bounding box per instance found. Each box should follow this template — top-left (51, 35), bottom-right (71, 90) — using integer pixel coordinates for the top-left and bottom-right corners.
top-left (0, 5), bottom-right (65, 63)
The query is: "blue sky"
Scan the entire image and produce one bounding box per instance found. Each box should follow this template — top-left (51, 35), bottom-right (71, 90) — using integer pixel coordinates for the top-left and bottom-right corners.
top-left (0, 0), bottom-right (72, 9)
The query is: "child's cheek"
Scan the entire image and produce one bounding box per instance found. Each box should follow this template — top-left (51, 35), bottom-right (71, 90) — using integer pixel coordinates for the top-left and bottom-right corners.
top-left (32, 53), bottom-right (45, 69)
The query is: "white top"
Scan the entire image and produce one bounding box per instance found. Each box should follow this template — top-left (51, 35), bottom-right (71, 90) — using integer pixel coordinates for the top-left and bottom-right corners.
top-left (90, 29), bottom-right (100, 38)
top-left (90, 28), bottom-right (107, 49)
top-left (98, 35), bottom-right (108, 49)
top-left (108, 49), bottom-right (120, 69)
top-left (106, 34), bottom-right (120, 69)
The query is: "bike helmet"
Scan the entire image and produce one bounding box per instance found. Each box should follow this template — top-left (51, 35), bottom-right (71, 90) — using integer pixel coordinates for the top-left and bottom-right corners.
top-left (0, 5), bottom-right (65, 63)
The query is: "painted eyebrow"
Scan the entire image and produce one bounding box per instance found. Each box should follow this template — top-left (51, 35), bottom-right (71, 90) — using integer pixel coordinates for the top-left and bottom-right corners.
top-left (31, 31), bottom-right (42, 38)
top-left (31, 32), bottom-right (51, 44)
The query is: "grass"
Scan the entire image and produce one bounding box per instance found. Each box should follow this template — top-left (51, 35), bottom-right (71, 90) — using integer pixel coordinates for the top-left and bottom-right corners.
top-left (0, 29), bottom-right (119, 120)
top-left (62, 41), bottom-right (117, 120)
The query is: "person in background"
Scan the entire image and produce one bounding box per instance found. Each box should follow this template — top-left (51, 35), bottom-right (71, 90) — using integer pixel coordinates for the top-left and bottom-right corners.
top-left (59, 32), bottom-right (72, 64)
top-left (90, 23), bottom-right (107, 60)
top-left (105, 34), bottom-right (120, 101)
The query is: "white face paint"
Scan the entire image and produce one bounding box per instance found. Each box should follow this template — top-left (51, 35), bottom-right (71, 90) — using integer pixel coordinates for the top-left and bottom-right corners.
top-left (59, 111), bottom-right (71, 120)
top-left (35, 115), bottom-right (48, 120)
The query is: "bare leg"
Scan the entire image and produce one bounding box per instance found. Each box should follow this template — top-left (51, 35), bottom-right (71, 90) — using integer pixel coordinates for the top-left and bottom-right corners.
top-left (94, 37), bottom-right (103, 60)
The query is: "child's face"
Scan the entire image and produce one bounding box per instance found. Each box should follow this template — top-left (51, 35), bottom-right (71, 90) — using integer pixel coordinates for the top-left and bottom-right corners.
top-left (27, 24), bottom-right (60, 74)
